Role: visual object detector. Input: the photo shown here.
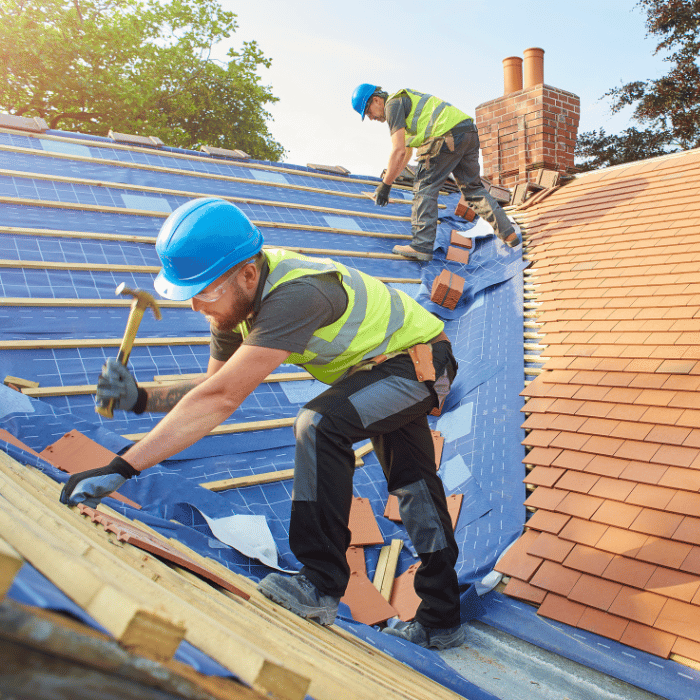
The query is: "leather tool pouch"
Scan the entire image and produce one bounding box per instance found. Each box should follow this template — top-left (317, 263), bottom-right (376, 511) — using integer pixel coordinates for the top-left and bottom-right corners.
top-left (416, 136), bottom-right (445, 162)
top-left (408, 340), bottom-right (452, 416)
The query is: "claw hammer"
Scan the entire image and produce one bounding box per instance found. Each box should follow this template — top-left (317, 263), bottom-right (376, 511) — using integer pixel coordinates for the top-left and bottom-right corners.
top-left (95, 283), bottom-right (162, 419)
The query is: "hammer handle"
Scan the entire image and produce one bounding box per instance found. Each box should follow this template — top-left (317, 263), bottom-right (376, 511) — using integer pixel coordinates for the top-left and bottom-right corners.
top-left (95, 306), bottom-right (146, 419)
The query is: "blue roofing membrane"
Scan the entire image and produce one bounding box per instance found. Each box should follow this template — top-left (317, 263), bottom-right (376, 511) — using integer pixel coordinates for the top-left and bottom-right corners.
top-left (0, 128), bottom-right (529, 698)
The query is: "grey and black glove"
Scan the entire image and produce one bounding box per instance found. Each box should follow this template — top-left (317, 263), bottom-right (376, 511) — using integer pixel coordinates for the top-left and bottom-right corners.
top-left (96, 358), bottom-right (147, 413)
top-left (374, 182), bottom-right (391, 206)
top-left (59, 456), bottom-right (139, 508)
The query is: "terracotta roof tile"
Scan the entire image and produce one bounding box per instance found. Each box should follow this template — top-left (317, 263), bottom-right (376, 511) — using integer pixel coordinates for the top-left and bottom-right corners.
top-left (677, 408), bottom-right (700, 428)
top-left (503, 578), bottom-right (547, 605)
top-left (552, 449), bottom-right (594, 471)
top-left (588, 476), bottom-right (637, 501)
top-left (635, 536), bottom-right (693, 569)
top-left (626, 483), bottom-right (677, 510)
top-left (550, 414), bottom-right (588, 432)
top-left (559, 517), bottom-right (609, 547)
top-left (680, 547), bottom-right (700, 576)
top-left (569, 574), bottom-right (623, 611)
top-left (618, 460), bottom-right (667, 484)
top-left (525, 509), bottom-right (571, 535)
top-left (529, 560), bottom-right (581, 596)
top-left (672, 516), bottom-right (700, 546)
top-left (494, 530), bottom-right (543, 581)
top-left (645, 567), bottom-right (700, 603)
top-left (527, 532), bottom-right (576, 563)
top-left (608, 586), bottom-right (666, 627)
top-left (522, 446), bottom-right (563, 467)
top-left (655, 599), bottom-right (700, 642)
top-left (619, 622), bottom-right (676, 658)
top-left (596, 526), bottom-right (648, 557)
top-left (645, 424), bottom-right (693, 445)
top-left (522, 430), bottom-right (559, 448)
top-left (521, 413), bottom-right (557, 430)
top-left (602, 555), bottom-right (656, 588)
top-left (537, 593), bottom-right (586, 628)
top-left (671, 637), bottom-right (700, 665)
top-left (630, 508), bottom-right (684, 539)
top-left (614, 439), bottom-right (661, 462)
top-left (651, 443), bottom-right (700, 467)
top-left (657, 466), bottom-right (700, 491)
top-left (521, 397), bottom-right (557, 413)
top-left (666, 490), bottom-right (700, 516)
top-left (578, 608), bottom-right (629, 642)
top-left (609, 421), bottom-right (654, 441)
top-left (523, 487), bottom-right (568, 510)
top-left (563, 543), bottom-right (614, 577)
top-left (584, 455), bottom-right (629, 478)
top-left (555, 470), bottom-right (599, 493)
top-left (591, 500), bottom-right (643, 529)
top-left (523, 466), bottom-right (566, 487)
top-left (549, 431), bottom-right (591, 451)
top-left (554, 492), bottom-right (605, 519)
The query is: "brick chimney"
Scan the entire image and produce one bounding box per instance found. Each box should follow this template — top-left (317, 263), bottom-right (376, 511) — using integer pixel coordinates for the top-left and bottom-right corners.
top-left (475, 48), bottom-right (580, 190)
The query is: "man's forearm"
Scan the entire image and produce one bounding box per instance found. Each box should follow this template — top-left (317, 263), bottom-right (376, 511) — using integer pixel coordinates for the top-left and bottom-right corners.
top-left (144, 377), bottom-right (207, 412)
top-left (384, 146), bottom-right (413, 185)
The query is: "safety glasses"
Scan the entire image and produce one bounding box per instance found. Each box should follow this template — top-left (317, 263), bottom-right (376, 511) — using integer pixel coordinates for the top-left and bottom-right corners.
top-left (192, 271), bottom-right (237, 303)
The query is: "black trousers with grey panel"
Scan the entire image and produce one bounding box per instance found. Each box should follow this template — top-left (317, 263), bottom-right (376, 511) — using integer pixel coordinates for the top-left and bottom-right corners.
top-left (289, 341), bottom-right (461, 628)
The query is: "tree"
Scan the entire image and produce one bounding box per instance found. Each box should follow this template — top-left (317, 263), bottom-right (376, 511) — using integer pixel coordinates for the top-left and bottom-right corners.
top-left (0, 0), bottom-right (284, 161)
top-left (575, 0), bottom-right (700, 171)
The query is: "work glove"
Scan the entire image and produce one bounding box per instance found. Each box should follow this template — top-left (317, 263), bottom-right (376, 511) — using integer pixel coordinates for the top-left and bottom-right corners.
top-left (60, 456), bottom-right (139, 508)
top-left (96, 358), bottom-right (145, 412)
top-left (374, 182), bottom-right (391, 206)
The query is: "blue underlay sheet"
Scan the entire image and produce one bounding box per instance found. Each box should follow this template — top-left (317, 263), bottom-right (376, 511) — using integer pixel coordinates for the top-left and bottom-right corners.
top-left (1, 131), bottom-right (689, 698)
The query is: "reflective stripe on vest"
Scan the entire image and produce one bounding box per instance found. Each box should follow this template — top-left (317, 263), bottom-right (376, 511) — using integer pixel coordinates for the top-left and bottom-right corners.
top-left (261, 249), bottom-right (444, 384)
top-left (389, 88), bottom-right (472, 148)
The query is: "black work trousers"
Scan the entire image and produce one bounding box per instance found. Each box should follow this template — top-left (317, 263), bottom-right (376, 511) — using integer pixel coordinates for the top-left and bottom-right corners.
top-left (289, 341), bottom-right (461, 628)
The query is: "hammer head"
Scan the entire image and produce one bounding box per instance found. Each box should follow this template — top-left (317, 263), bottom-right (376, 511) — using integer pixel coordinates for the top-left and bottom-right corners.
top-left (116, 283), bottom-right (162, 320)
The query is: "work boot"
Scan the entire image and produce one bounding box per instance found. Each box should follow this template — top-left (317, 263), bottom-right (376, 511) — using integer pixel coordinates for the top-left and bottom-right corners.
top-left (392, 244), bottom-right (433, 261)
top-left (382, 620), bottom-right (465, 650)
top-left (257, 573), bottom-right (340, 626)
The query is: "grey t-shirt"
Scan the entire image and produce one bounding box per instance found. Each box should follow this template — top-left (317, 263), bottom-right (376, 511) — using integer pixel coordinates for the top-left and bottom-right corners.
top-left (209, 272), bottom-right (348, 362)
top-left (385, 94), bottom-right (413, 135)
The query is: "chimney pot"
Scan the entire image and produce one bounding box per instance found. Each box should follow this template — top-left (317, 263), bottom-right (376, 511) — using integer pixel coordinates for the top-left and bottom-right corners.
top-left (502, 56), bottom-right (523, 95)
top-left (523, 47), bottom-right (545, 88)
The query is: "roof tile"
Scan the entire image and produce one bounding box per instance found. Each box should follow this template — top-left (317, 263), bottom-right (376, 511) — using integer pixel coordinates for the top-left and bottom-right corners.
top-left (671, 637), bottom-right (700, 665)
top-left (666, 490), bottom-right (700, 517)
top-left (645, 424), bottom-right (692, 445)
top-left (680, 547), bottom-right (700, 576)
top-left (552, 449), bottom-right (595, 471)
top-left (672, 516), bottom-right (700, 546)
top-left (601, 555), bottom-right (656, 588)
top-left (657, 466), bottom-right (700, 491)
top-left (522, 447), bottom-right (563, 467)
top-left (563, 543), bottom-right (614, 577)
top-left (591, 500), bottom-right (643, 529)
top-left (650, 443), bottom-right (699, 468)
top-left (502, 578), bottom-right (547, 605)
top-left (529, 560), bottom-right (581, 596)
top-left (596, 526), bottom-right (648, 557)
top-left (525, 509), bottom-right (571, 535)
top-left (608, 586), bottom-right (666, 627)
top-left (559, 517), bottom-right (609, 547)
top-left (537, 593), bottom-right (586, 628)
top-left (630, 508), bottom-right (684, 539)
top-left (584, 455), bottom-right (630, 478)
top-left (618, 460), bottom-right (667, 485)
top-left (619, 622), bottom-right (676, 658)
top-left (524, 487), bottom-right (568, 511)
top-left (568, 574), bottom-right (623, 611)
top-left (577, 607), bottom-right (629, 642)
top-left (527, 532), bottom-right (576, 563)
top-left (494, 530), bottom-right (542, 581)
top-left (635, 536), bottom-right (693, 569)
top-left (588, 476), bottom-right (637, 501)
top-left (645, 567), bottom-right (700, 603)
top-left (523, 466), bottom-right (566, 488)
top-left (555, 470), bottom-right (599, 493)
top-left (655, 599), bottom-right (700, 642)
top-left (554, 492), bottom-right (605, 519)
top-left (614, 439), bottom-right (661, 462)
top-left (626, 483), bottom-right (677, 510)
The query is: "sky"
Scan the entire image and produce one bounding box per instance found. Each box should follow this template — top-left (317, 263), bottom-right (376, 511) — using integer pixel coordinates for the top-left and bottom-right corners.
top-left (215, 0), bottom-right (667, 177)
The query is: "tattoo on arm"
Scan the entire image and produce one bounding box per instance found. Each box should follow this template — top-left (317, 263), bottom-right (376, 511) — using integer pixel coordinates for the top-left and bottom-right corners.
top-left (145, 378), bottom-right (205, 413)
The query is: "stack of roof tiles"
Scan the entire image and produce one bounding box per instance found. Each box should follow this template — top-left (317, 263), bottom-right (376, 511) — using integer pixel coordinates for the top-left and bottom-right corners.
top-left (500, 149), bottom-right (700, 666)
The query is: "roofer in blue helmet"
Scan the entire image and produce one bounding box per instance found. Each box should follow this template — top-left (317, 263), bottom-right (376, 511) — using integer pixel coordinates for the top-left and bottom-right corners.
top-left (60, 197), bottom-right (465, 651)
top-left (352, 83), bottom-right (520, 260)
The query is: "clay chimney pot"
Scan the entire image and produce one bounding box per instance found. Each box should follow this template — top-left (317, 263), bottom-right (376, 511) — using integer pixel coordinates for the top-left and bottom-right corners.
top-left (502, 56), bottom-right (523, 95)
top-left (523, 47), bottom-right (545, 88)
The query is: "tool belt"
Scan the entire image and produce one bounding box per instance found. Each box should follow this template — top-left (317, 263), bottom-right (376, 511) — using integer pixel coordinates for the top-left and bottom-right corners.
top-left (347, 331), bottom-right (452, 415)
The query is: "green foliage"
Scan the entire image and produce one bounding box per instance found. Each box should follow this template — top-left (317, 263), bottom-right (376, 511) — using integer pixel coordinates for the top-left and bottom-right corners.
top-left (575, 0), bottom-right (700, 169)
top-left (0, 0), bottom-right (284, 160)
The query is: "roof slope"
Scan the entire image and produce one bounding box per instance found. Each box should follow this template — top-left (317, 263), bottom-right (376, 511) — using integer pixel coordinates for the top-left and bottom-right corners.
top-left (501, 148), bottom-right (700, 667)
top-left (0, 123), bottom-right (526, 700)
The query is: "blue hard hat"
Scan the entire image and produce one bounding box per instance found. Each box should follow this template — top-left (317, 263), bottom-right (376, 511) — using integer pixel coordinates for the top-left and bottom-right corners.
top-left (352, 83), bottom-right (378, 120)
top-left (154, 198), bottom-right (264, 301)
